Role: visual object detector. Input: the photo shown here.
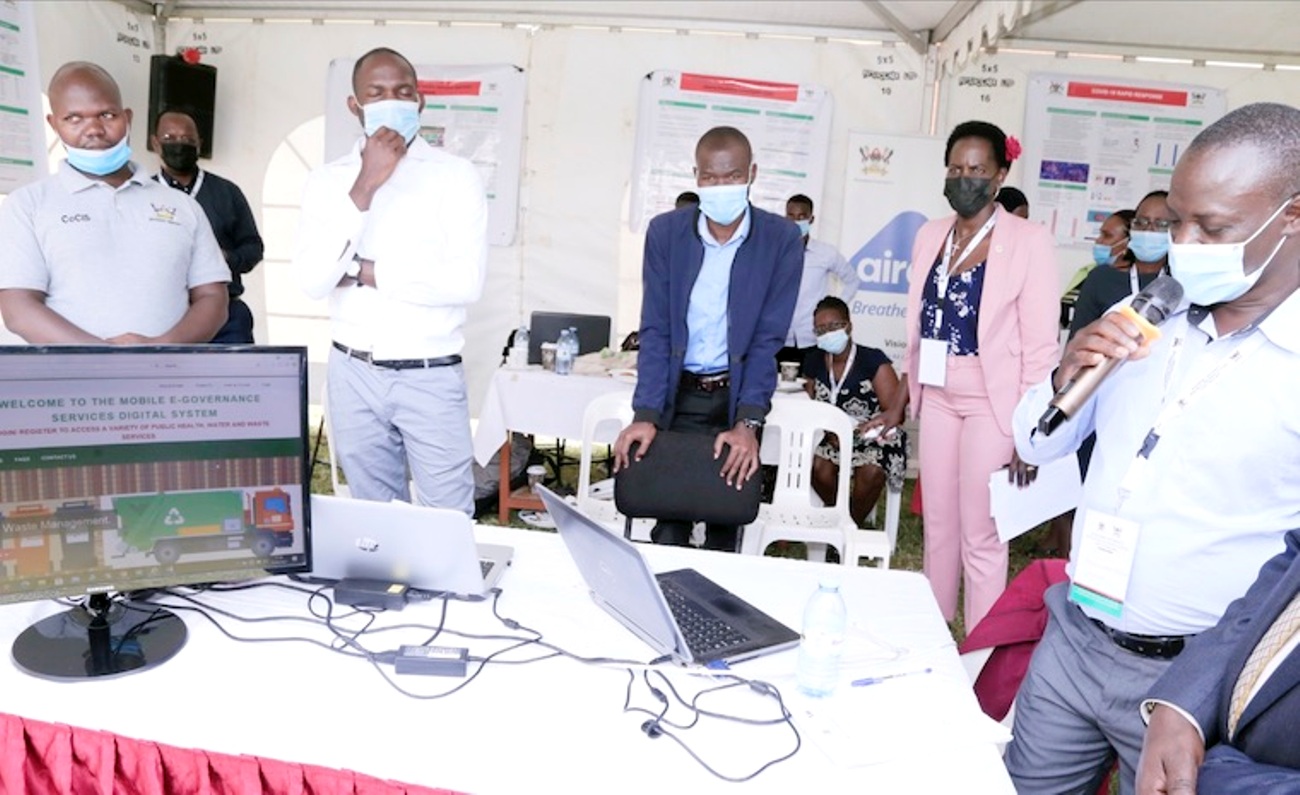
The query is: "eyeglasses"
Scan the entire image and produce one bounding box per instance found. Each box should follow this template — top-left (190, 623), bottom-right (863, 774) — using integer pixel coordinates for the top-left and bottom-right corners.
top-left (1131, 218), bottom-right (1172, 232)
top-left (158, 133), bottom-right (199, 146)
top-left (813, 321), bottom-right (848, 335)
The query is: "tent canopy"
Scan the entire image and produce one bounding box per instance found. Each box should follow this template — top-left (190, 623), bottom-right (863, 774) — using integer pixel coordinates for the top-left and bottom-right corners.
top-left (126, 0), bottom-right (1300, 70)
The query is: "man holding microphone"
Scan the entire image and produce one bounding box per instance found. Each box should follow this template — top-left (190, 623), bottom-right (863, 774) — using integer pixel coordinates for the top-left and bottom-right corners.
top-left (1003, 102), bottom-right (1300, 794)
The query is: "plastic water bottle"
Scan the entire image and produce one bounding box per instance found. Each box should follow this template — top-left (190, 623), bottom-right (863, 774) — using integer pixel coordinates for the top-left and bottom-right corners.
top-left (509, 324), bottom-right (530, 368)
top-left (555, 329), bottom-right (574, 375)
top-left (796, 579), bottom-right (848, 697)
top-left (566, 325), bottom-right (581, 360)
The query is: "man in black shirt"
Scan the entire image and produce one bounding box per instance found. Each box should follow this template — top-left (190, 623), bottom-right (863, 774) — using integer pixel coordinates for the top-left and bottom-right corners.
top-left (151, 107), bottom-right (264, 343)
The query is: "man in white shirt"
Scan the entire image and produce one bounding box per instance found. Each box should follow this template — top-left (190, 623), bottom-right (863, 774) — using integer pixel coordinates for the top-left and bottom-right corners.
top-left (1004, 102), bottom-right (1300, 794)
top-left (293, 47), bottom-right (487, 514)
top-left (777, 194), bottom-right (858, 367)
top-left (0, 61), bottom-right (228, 344)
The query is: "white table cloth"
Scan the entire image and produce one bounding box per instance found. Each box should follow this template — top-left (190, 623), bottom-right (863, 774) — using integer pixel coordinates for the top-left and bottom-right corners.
top-left (0, 525), bottom-right (1013, 794)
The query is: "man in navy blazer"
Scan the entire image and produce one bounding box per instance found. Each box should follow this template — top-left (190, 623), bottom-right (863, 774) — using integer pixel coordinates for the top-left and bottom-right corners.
top-left (1137, 528), bottom-right (1300, 794)
top-left (613, 126), bottom-right (802, 551)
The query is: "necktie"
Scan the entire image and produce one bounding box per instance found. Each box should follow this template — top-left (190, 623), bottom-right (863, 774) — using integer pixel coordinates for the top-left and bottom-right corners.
top-left (1227, 590), bottom-right (1300, 738)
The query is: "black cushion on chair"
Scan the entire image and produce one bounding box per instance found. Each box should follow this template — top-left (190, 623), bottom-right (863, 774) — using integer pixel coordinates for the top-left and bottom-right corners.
top-left (614, 430), bottom-right (762, 526)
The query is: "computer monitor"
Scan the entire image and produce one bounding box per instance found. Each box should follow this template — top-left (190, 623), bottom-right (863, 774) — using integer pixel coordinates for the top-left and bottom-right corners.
top-left (527, 311), bottom-right (612, 365)
top-left (0, 346), bottom-right (312, 680)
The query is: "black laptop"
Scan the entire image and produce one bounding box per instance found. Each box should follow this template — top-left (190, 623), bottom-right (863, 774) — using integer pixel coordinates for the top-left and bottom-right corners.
top-left (527, 312), bottom-right (612, 365)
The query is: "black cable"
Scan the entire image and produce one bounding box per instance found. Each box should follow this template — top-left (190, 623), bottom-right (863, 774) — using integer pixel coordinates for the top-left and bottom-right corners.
top-left (621, 667), bottom-right (802, 782)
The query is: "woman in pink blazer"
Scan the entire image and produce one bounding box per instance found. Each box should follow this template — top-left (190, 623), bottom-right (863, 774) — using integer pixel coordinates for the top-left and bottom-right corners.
top-left (873, 121), bottom-right (1059, 629)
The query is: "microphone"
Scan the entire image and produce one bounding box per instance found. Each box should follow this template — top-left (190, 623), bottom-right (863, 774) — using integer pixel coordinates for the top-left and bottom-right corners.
top-left (1037, 275), bottom-right (1184, 436)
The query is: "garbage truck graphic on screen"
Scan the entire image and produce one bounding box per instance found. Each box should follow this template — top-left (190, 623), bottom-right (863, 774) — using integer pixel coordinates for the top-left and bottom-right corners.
top-left (111, 488), bottom-right (295, 566)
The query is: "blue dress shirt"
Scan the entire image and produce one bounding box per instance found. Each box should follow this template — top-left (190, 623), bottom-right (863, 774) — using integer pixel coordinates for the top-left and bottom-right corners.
top-left (684, 208), bottom-right (751, 373)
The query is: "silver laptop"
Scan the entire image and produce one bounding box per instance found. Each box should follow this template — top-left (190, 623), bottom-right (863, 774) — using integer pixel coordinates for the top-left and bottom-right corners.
top-left (308, 495), bottom-right (512, 600)
top-left (537, 486), bottom-right (799, 666)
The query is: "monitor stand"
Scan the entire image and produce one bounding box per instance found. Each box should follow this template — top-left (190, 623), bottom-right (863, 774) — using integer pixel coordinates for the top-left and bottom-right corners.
top-left (11, 592), bottom-right (188, 681)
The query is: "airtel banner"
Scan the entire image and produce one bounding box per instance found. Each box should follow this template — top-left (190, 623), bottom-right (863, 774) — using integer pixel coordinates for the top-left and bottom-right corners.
top-left (838, 132), bottom-right (950, 362)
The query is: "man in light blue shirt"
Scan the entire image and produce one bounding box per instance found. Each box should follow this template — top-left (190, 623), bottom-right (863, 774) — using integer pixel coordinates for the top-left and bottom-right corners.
top-left (778, 194), bottom-right (858, 366)
top-left (683, 211), bottom-right (750, 374)
top-left (1004, 102), bottom-right (1300, 795)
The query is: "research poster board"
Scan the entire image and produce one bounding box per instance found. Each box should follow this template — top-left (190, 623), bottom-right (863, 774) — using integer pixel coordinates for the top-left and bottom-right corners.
top-left (838, 131), bottom-right (949, 363)
top-left (325, 61), bottom-right (526, 246)
top-left (0, 0), bottom-right (44, 194)
top-left (629, 70), bottom-right (833, 232)
top-left (1021, 72), bottom-right (1225, 245)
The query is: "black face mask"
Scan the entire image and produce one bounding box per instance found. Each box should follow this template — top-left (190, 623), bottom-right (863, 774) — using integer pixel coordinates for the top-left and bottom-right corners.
top-left (944, 177), bottom-right (994, 219)
top-left (160, 142), bottom-right (200, 174)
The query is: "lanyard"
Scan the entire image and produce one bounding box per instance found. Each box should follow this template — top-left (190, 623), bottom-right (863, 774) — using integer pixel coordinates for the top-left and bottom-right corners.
top-left (932, 214), bottom-right (996, 333)
top-left (1116, 323), bottom-right (1268, 507)
top-left (826, 344), bottom-right (857, 402)
top-left (1127, 264), bottom-right (1167, 296)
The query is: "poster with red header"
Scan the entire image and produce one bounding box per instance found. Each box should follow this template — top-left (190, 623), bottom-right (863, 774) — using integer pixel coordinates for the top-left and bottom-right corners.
top-left (629, 69), bottom-right (832, 232)
top-left (1021, 72), bottom-right (1224, 245)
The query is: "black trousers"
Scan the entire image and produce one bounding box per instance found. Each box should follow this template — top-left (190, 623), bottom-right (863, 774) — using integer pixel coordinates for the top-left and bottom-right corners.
top-left (649, 383), bottom-right (740, 552)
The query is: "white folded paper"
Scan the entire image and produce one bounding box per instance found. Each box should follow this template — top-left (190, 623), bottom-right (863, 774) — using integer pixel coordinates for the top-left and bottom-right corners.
top-left (988, 455), bottom-right (1083, 543)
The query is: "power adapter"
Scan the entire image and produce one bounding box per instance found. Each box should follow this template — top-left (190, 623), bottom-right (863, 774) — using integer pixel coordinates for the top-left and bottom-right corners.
top-left (333, 578), bottom-right (409, 610)
top-left (394, 645), bottom-right (469, 677)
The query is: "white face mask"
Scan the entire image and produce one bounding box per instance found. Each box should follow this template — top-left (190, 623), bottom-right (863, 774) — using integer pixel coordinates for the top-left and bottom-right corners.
top-left (1168, 198), bottom-right (1293, 305)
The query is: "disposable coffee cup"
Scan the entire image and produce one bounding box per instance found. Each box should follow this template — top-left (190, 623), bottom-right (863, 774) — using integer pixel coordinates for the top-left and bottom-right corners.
top-left (526, 464), bottom-right (546, 492)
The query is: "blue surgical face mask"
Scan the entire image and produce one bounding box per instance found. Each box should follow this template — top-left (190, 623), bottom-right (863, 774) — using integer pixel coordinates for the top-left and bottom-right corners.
top-left (795, 219), bottom-right (812, 237)
top-left (697, 183), bottom-right (749, 225)
top-left (64, 136), bottom-right (131, 176)
top-left (1168, 198), bottom-right (1292, 306)
top-left (1092, 243), bottom-right (1118, 268)
top-left (361, 98), bottom-right (421, 142)
top-left (1129, 230), bottom-right (1170, 263)
top-left (816, 328), bottom-right (850, 355)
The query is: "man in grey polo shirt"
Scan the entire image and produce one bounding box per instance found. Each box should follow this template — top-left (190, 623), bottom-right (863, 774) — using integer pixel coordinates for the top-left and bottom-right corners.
top-left (0, 61), bottom-right (228, 344)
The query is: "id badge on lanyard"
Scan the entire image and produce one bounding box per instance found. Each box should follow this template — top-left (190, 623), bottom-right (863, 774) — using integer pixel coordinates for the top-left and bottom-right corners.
top-left (919, 216), bottom-right (995, 388)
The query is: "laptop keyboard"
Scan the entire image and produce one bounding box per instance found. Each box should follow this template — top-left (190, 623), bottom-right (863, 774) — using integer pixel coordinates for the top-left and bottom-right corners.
top-left (659, 577), bottom-right (750, 654)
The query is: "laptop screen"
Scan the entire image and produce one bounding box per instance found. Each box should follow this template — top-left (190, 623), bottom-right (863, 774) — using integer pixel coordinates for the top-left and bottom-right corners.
top-left (539, 488), bottom-right (682, 658)
top-left (527, 312), bottom-right (612, 365)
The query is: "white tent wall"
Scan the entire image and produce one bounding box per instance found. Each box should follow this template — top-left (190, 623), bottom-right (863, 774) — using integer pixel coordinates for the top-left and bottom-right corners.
top-left (30, 2), bottom-right (154, 126)
top-left (940, 48), bottom-right (1300, 288)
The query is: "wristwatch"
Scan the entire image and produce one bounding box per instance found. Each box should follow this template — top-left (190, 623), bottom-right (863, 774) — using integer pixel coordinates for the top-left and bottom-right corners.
top-left (739, 418), bottom-right (764, 433)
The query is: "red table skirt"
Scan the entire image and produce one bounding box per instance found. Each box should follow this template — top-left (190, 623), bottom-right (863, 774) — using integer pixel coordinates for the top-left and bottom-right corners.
top-left (0, 712), bottom-right (461, 795)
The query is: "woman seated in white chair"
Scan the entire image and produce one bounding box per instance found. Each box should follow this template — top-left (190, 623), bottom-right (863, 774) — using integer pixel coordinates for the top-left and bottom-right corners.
top-left (802, 296), bottom-right (908, 526)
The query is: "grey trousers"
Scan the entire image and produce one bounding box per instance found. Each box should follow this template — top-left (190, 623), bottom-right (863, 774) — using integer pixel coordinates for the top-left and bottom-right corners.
top-left (327, 348), bottom-right (475, 516)
top-left (1004, 583), bottom-right (1176, 795)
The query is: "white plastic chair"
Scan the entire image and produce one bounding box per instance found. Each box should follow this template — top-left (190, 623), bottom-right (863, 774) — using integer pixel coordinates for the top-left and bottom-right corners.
top-left (576, 391), bottom-right (655, 541)
top-left (320, 386), bottom-right (351, 499)
top-left (740, 400), bottom-right (891, 568)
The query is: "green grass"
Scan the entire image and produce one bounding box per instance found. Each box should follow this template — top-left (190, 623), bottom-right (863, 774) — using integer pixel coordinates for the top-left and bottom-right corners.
top-left (310, 434), bottom-right (1060, 642)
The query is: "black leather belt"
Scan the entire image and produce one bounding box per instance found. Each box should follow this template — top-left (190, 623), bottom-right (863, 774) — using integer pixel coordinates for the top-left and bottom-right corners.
top-left (680, 370), bottom-right (730, 393)
top-left (333, 342), bottom-right (462, 370)
top-left (1091, 618), bottom-right (1189, 659)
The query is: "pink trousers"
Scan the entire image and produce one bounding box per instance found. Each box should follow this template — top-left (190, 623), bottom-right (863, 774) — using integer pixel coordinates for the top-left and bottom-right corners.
top-left (918, 356), bottom-right (1012, 629)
